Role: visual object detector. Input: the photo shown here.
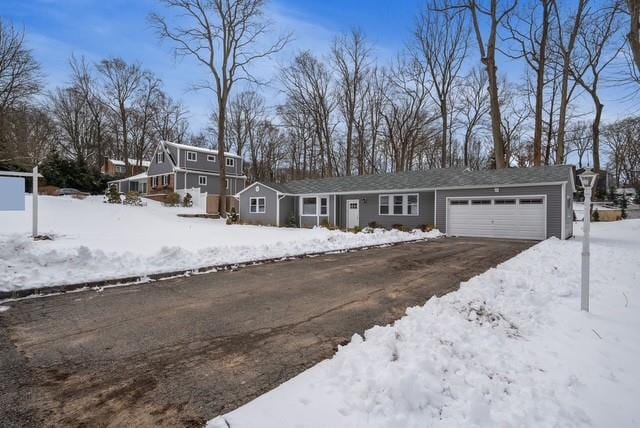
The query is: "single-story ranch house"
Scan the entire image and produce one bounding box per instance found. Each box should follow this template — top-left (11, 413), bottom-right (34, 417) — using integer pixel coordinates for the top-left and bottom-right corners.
top-left (237, 165), bottom-right (575, 241)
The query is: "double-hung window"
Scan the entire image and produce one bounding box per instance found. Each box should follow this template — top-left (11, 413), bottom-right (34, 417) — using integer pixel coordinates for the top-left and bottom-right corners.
top-left (226, 157), bottom-right (235, 168)
top-left (186, 151), bottom-right (197, 162)
top-left (152, 176), bottom-right (159, 187)
top-left (156, 152), bottom-right (164, 163)
top-left (162, 175), bottom-right (169, 186)
top-left (301, 196), bottom-right (329, 216)
top-left (198, 176), bottom-right (207, 185)
top-left (379, 194), bottom-right (419, 216)
top-left (302, 197), bottom-right (317, 215)
top-left (250, 197), bottom-right (265, 213)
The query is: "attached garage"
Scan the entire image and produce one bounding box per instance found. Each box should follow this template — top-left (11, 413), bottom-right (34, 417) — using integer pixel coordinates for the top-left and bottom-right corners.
top-left (447, 196), bottom-right (546, 240)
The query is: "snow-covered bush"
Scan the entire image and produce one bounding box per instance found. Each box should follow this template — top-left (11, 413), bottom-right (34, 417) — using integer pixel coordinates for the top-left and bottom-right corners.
top-left (123, 191), bottom-right (142, 206)
top-left (226, 207), bottom-right (239, 225)
top-left (182, 193), bottom-right (193, 207)
top-left (105, 185), bottom-right (121, 204)
top-left (165, 192), bottom-right (180, 207)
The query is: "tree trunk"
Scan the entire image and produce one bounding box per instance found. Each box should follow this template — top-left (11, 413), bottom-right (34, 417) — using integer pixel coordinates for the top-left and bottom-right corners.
top-left (533, 0), bottom-right (550, 166)
top-left (485, 56), bottom-right (506, 168)
top-left (218, 96), bottom-right (227, 215)
top-left (440, 102), bottom-right (448, 168)
top-left (592, 99), bottom-right (603, 171)
top-left (556, 0), bottom-right (586, 164)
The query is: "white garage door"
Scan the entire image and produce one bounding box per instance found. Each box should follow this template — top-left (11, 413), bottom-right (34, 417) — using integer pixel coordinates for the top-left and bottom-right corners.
top-left (447, 196), bottom-right (546, 240)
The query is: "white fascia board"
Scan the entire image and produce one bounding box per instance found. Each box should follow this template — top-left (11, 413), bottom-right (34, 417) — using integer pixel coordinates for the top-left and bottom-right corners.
top-left (236, 181), bottom-right (283, 197)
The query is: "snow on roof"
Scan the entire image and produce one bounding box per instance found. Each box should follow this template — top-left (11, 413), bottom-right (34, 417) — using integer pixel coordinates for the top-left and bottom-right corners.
top-left (162, 140), bottom-right (242, 159)
top-left (110, 158), bottom-right (151, 167)
top-left (108, 171), bottom-right (148, 184)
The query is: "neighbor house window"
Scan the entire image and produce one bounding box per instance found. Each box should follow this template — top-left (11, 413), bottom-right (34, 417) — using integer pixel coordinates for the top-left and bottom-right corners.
top-left (302, 197), bottom-right (317, 215)
top-left (152, 176), bottom-right (159, 187)
top-left (187, 151), bottom-right (197, 162)
top-left (115, 165), bottom-right (125, 173)
top-left (162, 175), bottom-right (169, 186)
top-left (198, 176), bottom-right (207, 185)
top-left (225, 179), bottom-right (229, 189)
top-left (226, 157), bottom-right (235, 168)
top-left (156, 152), bottom-right (164, 163)
top-left (207, 155), bottom-right (216, 162)
top-left (379, 194), bottom-right (419, 216)
top-left (250, 197), bottom-right (265, 213)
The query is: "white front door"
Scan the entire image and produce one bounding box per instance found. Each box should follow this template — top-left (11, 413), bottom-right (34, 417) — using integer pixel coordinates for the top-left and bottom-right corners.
top-left (346, 199), bottom-right (359, 229)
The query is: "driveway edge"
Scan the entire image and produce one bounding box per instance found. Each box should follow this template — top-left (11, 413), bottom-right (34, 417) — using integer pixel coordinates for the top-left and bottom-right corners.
top-left (0, 237), bottom-right (440, 301)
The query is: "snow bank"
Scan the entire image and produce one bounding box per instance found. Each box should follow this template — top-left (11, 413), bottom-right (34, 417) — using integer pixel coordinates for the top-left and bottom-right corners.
top-left (209, 219), bottom-right (640, 428)
top-left (0, 196), bottom-right (441, 291)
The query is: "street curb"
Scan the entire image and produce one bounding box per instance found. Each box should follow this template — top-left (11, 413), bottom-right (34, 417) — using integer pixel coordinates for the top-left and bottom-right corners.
top-left (0, 237), bottom-right (440, 301)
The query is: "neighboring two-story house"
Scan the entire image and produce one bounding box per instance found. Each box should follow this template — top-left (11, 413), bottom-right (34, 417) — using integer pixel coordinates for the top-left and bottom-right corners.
top-left (146, 140), bottom-right (246, 211)
top-left (101, 157), bottom-right (150, 177)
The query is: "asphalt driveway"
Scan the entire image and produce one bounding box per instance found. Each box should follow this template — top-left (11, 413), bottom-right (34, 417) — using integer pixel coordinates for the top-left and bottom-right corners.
top-left (0, 237), bottom-right (534, 427)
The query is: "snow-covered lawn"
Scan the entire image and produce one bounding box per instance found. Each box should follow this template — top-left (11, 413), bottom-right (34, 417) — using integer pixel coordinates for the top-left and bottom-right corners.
top-left (209, 219), bottom-right (640, 428)
top-left (0, 195), bottom-right (441, 292)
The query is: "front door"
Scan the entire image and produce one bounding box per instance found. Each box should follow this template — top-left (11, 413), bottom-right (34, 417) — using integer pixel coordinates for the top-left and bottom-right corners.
top-left (346, 199), bottom-right (359, 229)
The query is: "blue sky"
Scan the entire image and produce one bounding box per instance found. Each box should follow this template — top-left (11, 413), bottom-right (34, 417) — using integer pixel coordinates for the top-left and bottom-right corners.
top-left (1, 0), bottom-right (636, 133)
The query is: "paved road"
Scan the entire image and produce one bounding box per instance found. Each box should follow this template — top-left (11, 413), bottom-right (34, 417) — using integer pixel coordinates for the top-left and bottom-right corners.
top-left (0, 237), bottom-right (534, 427)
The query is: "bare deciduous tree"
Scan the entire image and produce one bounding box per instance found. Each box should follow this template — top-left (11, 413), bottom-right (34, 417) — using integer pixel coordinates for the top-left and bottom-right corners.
top-left (458, 67), bottom-right (490, 168)
top-left (506, 0), bottom-right (553, 166)
top-left (414, 1), bottom-right (469, 168)
top-left (570, 3), bottom-right (625, 171)
top-left (150, 0), bottom-right (289, 215)
top-left (554, 0), bottom-right (588, 164)
top-left (96, 58), bottom-right (145, 169)
top-left (331, 29), bottom-right (371, 175)
top-left (446, 0), bottom-right (517, 168)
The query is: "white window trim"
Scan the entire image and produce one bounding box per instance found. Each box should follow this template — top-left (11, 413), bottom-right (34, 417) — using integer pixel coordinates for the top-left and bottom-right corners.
top-left (186, 151), bottom-right (197, 162)
top-left (199, 176), bottom-right (207, 185)
top-left (161, 175), bottom-right (169, 186)
top-left (378, 193), bottom-right (419, 216)
top-left (250, 197), bottom-right (266, 214)
top-left (226, 157), bottom-right (235, 167)
top-left (207, 154), bottom-right (216, 162)
top-left (152, 176), bottom-right (158, 187)
top-left (156, 152), bottom-right (164, 163)
top-left (300, 196), bottom-right (329, 217)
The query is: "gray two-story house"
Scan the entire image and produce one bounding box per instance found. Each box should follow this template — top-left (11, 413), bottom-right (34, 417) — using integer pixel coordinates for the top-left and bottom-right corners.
top-left (237, 165), bottom-right (575, 241)
top-left (146, 140), bottom-right (247, 201)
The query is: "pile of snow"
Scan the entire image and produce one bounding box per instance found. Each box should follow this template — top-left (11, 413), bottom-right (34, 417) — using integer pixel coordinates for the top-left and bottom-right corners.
top-left (0, 195), bottom-right (441, 292)
top-left (210, 219), bottom-right (640, 428)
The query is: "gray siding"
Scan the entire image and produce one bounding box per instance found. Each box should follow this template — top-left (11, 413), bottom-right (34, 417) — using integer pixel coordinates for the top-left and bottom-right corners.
top-left (279, 196), bottom-right (296, 227)
top-left (239, 184), bottom-right (278, 225)
top-left (335, 191), bottom-right (435, 229)
top-left (180, 171), bottom-right (244, 195)
top-left (147, 145), bottom-right (175, 176)
top-left (565, 183), bottom-right (574, 238)
top-left (177, 147), bottom-right (242, 175)
top-left (435, 185), bottom-right (563, 239)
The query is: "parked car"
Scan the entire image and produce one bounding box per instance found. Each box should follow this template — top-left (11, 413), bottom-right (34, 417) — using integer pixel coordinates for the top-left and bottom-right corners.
top-left (54, 188), bottom-right (87, 196)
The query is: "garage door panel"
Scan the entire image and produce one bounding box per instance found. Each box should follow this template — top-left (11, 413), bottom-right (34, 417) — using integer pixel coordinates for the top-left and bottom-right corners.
top-left (447, 197), bottom-right (545, 240)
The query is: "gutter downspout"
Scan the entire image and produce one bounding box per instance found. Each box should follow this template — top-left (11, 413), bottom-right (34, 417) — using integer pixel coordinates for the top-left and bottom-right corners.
top-left (277, 194), bottom-right (286, 227)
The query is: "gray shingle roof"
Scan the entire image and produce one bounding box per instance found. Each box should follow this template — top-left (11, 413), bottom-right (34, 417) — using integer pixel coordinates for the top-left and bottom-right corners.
top-left (261, 165), bottom-right (574, 195)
